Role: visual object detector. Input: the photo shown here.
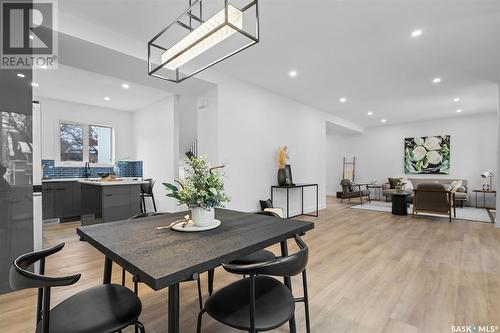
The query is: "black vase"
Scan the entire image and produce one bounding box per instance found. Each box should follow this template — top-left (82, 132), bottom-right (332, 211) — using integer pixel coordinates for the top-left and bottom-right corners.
top-left (277, 169), bottom-right (286, 186)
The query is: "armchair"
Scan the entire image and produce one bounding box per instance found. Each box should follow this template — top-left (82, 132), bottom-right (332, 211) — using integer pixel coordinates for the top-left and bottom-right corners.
top-left (340, 179), bottom-right (371, 204)
top-left (412, 183), bottom-right (456, 222)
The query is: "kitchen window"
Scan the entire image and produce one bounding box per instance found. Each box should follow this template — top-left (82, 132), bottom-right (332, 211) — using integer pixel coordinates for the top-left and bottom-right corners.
top-left (89, 125), bottom-right (112, 164)
top-left (58, 122), bottom-right (113, 166)
top-left (60, 123), bottom-right (83, 162)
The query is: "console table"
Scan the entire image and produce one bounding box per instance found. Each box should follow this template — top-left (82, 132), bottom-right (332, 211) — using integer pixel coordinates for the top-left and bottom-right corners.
top-left (271, 183), bottom-right (319, 218)
top-left (472, 189), bottom-right (496, 209)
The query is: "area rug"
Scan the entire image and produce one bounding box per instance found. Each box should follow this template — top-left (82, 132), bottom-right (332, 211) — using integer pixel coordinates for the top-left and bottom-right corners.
top-left (350, 201), bottom-right (493, 223)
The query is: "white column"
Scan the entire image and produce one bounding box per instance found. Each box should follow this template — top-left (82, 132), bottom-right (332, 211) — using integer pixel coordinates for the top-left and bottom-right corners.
top-left (496, 84), bottom-right (500, 228)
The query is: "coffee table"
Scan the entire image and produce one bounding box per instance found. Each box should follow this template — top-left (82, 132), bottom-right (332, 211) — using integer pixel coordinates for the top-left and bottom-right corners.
top-left (389, 192), bottom-right (411, 215)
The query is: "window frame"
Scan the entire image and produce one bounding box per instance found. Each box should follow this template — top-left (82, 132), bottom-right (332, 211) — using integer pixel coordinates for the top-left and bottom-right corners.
top-left (55, 120), bottom-right (114, 168)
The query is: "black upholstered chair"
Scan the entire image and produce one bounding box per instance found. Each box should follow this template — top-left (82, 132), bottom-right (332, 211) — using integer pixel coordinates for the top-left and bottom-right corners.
top-left (123, 212), bottom-right (205, 310)
top-left (197, 235), bottom-right (311, 333)
top-left (9, 243), bottom-right (145, 333)
top-left (340, 179), bottom-right (371, 204)
top-left (140, 178), bottom-right (157, 213)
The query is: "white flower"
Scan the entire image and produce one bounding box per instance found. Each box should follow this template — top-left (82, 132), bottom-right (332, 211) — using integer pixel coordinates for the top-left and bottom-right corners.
top-left (412, 146), bottom-right (427, 161)
top-left (426, 150), bottom-right (443, 164)
top-left (414, 137), bottom-right (424, 146)
top-left (424, 137), bottom-right (441, 151)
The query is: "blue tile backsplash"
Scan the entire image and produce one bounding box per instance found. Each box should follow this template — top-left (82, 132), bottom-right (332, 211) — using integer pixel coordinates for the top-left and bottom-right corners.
top-left (42, 160), bottom-right (143, 179)
top-left (116, 161), bottom-right (143, 178)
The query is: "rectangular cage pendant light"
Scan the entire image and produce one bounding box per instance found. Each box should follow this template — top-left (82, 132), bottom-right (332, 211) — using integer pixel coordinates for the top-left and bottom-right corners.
top-left (148, 0), bottom-right (259, 83)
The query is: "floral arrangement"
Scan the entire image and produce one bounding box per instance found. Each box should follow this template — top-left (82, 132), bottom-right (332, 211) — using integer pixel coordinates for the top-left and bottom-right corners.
top-left (163, 156), bottom-right (230, 209)
top-left (404, 135), bottom-right (450, 174)
top-left (276, 146), bottom-right (289, 170)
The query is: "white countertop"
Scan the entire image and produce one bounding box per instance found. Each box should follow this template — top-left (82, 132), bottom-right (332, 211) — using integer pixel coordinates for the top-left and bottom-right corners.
top-left (78, 179), bottom-right (149, 186)
top-left (43, 177), bottom-right (142, 183)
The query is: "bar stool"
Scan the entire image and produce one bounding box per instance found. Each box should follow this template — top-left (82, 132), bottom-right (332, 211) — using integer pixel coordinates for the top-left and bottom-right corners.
top-left (140, 178), bottom-right (157, 213)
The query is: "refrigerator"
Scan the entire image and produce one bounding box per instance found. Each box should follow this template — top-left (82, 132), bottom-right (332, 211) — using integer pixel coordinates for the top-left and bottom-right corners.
top-left (0, 70), bottom-right (35, 294)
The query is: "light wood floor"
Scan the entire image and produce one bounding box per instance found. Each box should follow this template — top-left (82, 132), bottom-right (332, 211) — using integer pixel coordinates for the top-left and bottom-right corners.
top-left (1, 197), bottom-right (500, 333)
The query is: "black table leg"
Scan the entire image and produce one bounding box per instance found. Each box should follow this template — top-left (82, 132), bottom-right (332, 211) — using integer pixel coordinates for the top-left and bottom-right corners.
top-left (103, 257), bottom-right (112, 284)
top-left (286, 187), bottom-right (290, 218)
top-left (301, 187), bottom-right (304, 216)
top-left (281, 240), bottom-right (297, 333)
top-left (168, 283), bottom-right (180, 333)
top-left (315, 185), bottom-right (319, 217)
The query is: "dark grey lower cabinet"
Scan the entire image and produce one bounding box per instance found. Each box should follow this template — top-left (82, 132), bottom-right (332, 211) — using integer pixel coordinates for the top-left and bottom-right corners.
top-left (81, 184), bottom-right (142, 225)
top-left (42, 181), bottom-right (82, 221)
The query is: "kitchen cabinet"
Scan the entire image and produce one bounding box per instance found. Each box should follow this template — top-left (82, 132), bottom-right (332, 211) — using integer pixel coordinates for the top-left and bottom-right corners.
top-left (80, 181), bottom-right (146, 225)
top-left (42, 181), bottom-right (82, 221)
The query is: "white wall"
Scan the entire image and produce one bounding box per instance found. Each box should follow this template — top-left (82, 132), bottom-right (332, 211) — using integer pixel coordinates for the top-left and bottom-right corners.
top-left (328, 112), bottom-right (497, 205)
top-left (326, 134), bottom-right (343, 196)
top-left (38, 97), bottom-right (134, 161)
top-left (197, 87), bottom-right (218, 165)
top-left (177, 94), bottom-right (198, 157)
top-left (200, 73), bottom-right (327, 216)
top-left (496, 84), bottom-right (500, 228)
top-left (133, 97), bottom-right (178, 212)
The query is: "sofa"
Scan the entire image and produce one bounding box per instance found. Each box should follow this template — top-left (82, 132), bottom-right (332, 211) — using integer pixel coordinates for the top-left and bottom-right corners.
top-left (383, 177), bottom-right (468, 207)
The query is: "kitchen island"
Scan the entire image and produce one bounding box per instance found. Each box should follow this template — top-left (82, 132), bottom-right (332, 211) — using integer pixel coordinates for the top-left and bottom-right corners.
top-left (79, 179), bottom-right (149, 225)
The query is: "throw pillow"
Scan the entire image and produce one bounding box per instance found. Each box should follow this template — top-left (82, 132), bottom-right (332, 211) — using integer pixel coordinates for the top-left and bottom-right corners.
top-left (456, 186), bottom-right (466, 193)
top-left (449, 180), bottom-right (462, 192)
top-left (259, 199), bottom-right (274, 210)
top-left (388, 177), bottom-right (401, 189)
top-left (264, 208), bottom-right (284, 218)
top-left (403, 180), bottom-right (414, 191)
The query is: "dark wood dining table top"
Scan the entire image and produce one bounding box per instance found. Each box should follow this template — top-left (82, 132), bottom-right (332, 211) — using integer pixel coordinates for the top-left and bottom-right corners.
top-left (77, 208), bottom-right (314, 290)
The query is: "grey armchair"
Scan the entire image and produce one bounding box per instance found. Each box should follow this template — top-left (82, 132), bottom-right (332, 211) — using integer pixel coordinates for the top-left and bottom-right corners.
top-left (412, 183), bottom-right (456, 222)
top-left (340, 179), bottom-right (371, 204)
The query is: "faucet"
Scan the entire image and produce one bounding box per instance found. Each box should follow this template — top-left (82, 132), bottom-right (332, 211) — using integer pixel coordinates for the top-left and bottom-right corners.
top-left (84, 162), bottom-right (90, 178)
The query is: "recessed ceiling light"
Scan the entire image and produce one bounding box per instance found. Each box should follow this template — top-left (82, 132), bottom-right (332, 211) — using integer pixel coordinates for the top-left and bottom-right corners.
top-left (104, 96), bottom-right (111, 101)
top-left (339, 97), bottom-right (347, 103)
top-left (411, 29), bottom-right (423, 38)
top-left (456, 109), bottom-right (463, 113)
top-left (453, 97), bottom-right (460, 102)
top-left (29, 35), bottom-right (34, 40)
top-left (121, 83), bottom-right (130, 89)
top-left (31, 82), bottom-right (39, 87)
top-left (17, 73), bottom-right (25, 78)
top-left (432, 77), bottom-right (442, 84)
top-left (288, 70), bottom-right (297, 77)
top-left (367, 111), bottom-right (373, 116)
top-left (381, 119), bottom-right (387, 123)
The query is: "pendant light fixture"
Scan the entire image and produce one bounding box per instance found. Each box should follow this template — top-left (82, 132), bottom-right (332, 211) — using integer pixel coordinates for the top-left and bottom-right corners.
top-left (148, 0), bottom-right (259, 83)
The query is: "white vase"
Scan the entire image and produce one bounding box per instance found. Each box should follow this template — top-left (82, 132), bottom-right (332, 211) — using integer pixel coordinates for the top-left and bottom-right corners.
top-left (191, 207), bottom-right (215, 227)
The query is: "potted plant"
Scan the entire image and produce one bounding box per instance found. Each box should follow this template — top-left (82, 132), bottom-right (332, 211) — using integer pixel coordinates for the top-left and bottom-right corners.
top-left (276, 146), bottom-right (288, 186)
top-left (163, 156), bottom-right (230, 227)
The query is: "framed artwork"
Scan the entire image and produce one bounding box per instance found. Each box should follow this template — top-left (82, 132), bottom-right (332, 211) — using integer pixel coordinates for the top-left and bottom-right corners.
top-left (404, 135), bottom-right (450, 174)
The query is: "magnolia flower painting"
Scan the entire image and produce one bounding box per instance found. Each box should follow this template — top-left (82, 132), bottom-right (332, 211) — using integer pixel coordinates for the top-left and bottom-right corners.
top-left (404, 135), bottom-right (450, 174)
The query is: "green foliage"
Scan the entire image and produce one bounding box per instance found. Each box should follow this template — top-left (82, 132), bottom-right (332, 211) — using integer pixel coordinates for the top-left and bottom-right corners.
top-left (163, 156), bottom-right (230, 209)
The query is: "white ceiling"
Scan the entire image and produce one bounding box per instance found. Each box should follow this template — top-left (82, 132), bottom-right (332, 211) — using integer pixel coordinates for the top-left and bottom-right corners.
top-left (33, 64), bottom-right (172, 111)
top-left (58, 0), bottom-right (500, 127)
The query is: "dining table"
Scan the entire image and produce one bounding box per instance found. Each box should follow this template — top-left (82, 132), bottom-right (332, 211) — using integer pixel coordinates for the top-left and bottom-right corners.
top-left (76, 208), bottom-right (315, 333)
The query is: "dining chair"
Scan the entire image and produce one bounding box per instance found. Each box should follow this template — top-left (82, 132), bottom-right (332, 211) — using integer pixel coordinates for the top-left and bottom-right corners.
top-left (197, 235), bottom-right (311, 333)
top-left (122, 212), bottom-right (205, 310)
top-left (140, 178), bottom-right (157, 213)
top-left (206, 211), bottom-right (279, 296)
top-left (9, 243), bottom-right (145, 333)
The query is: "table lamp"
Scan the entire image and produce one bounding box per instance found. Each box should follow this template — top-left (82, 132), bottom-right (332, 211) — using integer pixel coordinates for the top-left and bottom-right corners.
top-left (481, 170), bottom-right (494, 191)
